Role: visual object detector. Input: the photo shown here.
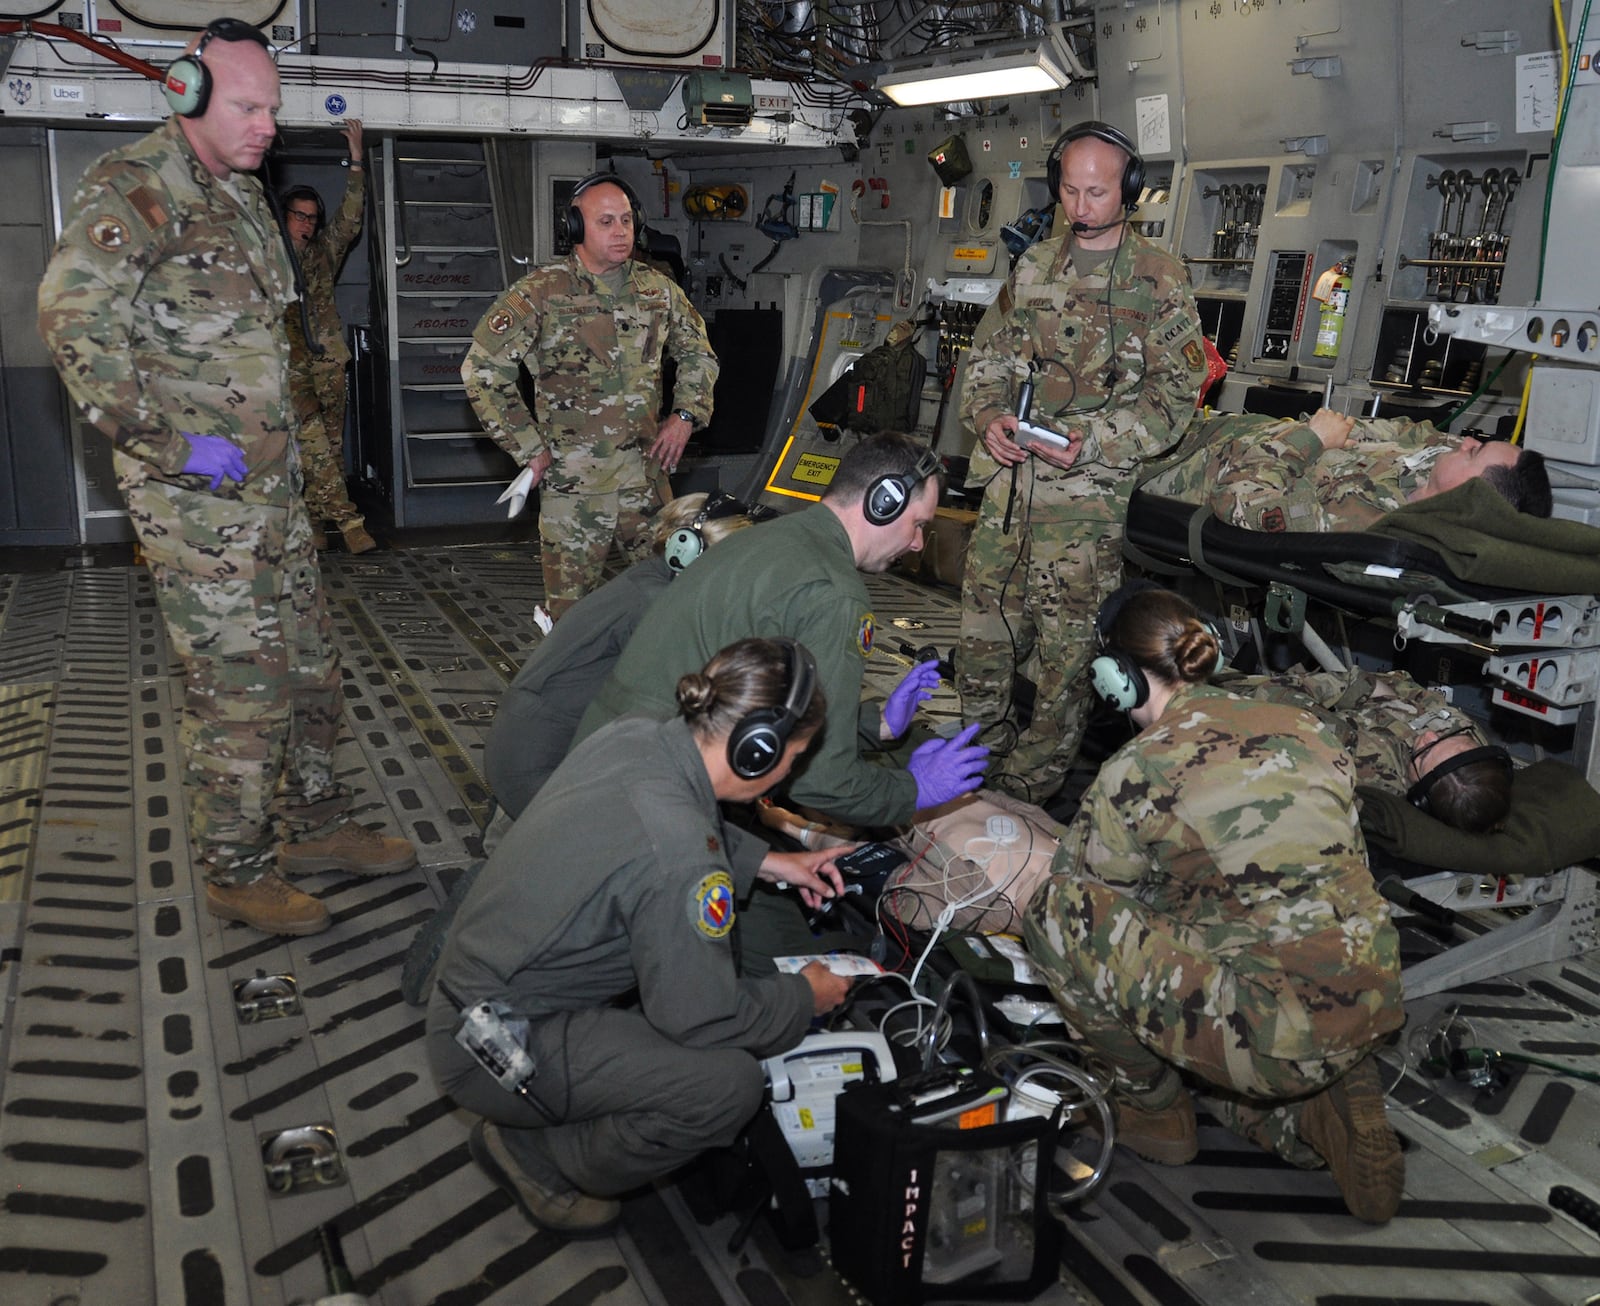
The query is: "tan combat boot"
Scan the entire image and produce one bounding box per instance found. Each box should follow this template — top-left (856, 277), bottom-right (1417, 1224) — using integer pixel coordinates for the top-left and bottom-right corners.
top-left (341, 522), bottom-right (378, 554)
top-left (206, 872), bottom-right (330, 935)
top-left (1298, 1055), bottom-right (1405, 1223)
top-left (280, 820), bottom-right (417, 877)
top-left (1113, 1085), bottom-right (1199, 1165)
top-left (470, 1120), bottom-right (621, 1233)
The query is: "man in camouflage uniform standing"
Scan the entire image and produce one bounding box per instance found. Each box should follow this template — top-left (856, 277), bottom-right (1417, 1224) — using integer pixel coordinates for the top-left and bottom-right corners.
top-left (281, 117), bottom-right (376, 554)
top-left (462, 173), bottom-right (719, 620)
top-left (958, 121), bottom-right (1208, 802)
top-left (37, 20), bottom-right (414, 937)
top-left (1147, 407), bottom-right (1551, 529)
top-left (1022, 586), bottom-right (1405, 1223)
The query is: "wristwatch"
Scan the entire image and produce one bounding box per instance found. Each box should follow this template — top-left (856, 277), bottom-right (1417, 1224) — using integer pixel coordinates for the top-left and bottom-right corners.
top-left (673, 408), bottom-right (695, 426)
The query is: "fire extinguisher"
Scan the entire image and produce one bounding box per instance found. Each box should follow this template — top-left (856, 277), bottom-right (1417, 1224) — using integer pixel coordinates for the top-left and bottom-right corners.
top-left (1313, 258), bottom-right (1353, 358)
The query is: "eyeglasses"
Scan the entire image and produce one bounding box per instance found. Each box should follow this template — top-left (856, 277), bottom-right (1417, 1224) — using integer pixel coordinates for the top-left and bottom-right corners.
top-left (1410, 724), bottom-right (1479, 769)
top-left (285, 210), bottom-right (318, 224)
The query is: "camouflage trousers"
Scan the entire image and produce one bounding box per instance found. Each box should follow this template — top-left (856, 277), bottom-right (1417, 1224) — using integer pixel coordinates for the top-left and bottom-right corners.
top-left (127, 479), bottom-right (348, 886)
top-left (291, 357), bottom-right (364, 530)
top-left (537, 472), bottom-right (666, 620)
top-left (956, 500), bottom-right (1127, 802)
top-left (1023, 875), bottom-right (1379, 1165)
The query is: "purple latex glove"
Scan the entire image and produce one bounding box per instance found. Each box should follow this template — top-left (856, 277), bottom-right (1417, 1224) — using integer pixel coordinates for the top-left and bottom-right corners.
top-left (882, 658), bottom-right (942, 739)
top-left (908, 722), bottom-right (989, 810)
top-left (181, 433), bottom-right (248, 490)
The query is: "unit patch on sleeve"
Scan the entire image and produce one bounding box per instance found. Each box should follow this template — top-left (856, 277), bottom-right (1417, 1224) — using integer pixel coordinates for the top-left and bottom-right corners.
top-left (857, 612), bottom-right (876, 658)
top-left (88, 216), bottom-right (129, 252)
top-left (690, 871), bottom-right (736, 939)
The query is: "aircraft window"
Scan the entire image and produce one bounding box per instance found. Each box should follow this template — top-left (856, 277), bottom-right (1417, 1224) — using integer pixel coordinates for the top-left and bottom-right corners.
top-left (970, 179), bottom-right (994, 232)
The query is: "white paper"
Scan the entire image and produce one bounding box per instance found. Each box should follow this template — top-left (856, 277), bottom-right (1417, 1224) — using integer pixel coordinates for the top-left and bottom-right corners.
top-left (1135, 94), bottom-right (1171, 156)
top-left (773, 953), bottom-right (883, 977)
top-left (1517, 51), bottom-right (1559, 136)
top-left (495, 465), bottom-right (536, 519)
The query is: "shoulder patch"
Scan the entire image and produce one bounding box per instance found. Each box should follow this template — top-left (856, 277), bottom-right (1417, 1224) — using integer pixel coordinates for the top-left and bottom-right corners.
top-left (857, 612), bottom-right (876, 658)
top-left (487, 309), bottom-right (514, 335)
top-left (88, 216), bottom-right (130, 252)
top-left (1259, 506), bottom-right (1287, 533)
top-left (1182, 339), bottom-right (1205, 373)
top-left (690, 871), bottom-right (736, 939)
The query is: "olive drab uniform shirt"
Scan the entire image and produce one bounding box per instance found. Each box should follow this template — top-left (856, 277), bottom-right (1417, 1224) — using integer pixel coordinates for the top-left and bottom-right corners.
top-left (576, 506), bottom-right (920, 828)
top-left (485, 555), bottom-right (675, 819)
top-left (431, 715), bottom-right (813, 1052)
top-left (461, 254), bottom-right (719, 493)
top-left (961, 229), bottom-right (1207, 523)
top-left (1026, 683), bottom-right (1403, 1063)
top-left (37, 117), bottom-right (299, 509)
top-left (1147, 412), bottom-right (1456, 531)
top-left (285, 164), bottom-right (364, 374)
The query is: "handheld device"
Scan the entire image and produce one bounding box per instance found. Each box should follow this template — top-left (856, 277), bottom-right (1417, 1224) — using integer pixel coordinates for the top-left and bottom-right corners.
top-left (835, 842), bottom-right (910, 877)
top-left (1012, 370), bottom-right (1073, 450)
top-left (1013, 419), bottom-right (1073, 451)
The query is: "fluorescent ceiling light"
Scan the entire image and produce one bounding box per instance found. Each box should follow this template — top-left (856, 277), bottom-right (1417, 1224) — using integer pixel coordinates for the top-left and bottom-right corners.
top-left (875, 42), bottom-right (1071, 107)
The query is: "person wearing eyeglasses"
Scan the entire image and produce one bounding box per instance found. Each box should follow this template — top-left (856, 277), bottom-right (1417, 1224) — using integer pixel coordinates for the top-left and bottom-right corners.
top-left (1224, 664), bottom-right (1511, 832)
top-left (279, 117), bottom-right (375, 555)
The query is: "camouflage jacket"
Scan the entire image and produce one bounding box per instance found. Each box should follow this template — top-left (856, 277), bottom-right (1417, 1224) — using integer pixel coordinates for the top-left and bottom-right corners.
top-left (285, 165), bottom-right (365, 372)
top-left (1223, 666), bottom-right (1479, 794)
top-left (1047, 682), bottom-right (1402, 1058)
top-left (960, 230), bottom-right (1207, 524)
top-left (37, 117), bottom-right (298, 507)
top-left (1148, 411), bottom-right (1455, 531)
top-left (461, 254), bottom-right (719, 495)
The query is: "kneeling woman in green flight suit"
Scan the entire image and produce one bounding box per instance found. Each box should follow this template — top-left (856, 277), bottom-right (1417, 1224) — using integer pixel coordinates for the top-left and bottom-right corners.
top-left (427, 637), bottom-right (852, 1233)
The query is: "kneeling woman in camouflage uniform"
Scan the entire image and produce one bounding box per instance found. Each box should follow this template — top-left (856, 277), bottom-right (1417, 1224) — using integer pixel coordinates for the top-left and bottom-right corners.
top-left (1022, 586), bottom-right (1406, 1224)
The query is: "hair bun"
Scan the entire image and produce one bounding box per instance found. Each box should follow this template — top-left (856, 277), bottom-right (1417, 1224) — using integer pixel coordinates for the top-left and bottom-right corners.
top-left (1173, 620), bottom-right (1220, 683)
top-left (675, 671), bottom-right (716, 715)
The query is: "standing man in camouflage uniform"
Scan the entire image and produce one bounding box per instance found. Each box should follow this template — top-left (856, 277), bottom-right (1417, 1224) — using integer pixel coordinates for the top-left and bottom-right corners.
top-left (37, 18), bottom-right (414, 937)
top-left (958, 120), bottom-right (1208, 802)
top-left (1023, 587), bottom-right (1405, 1223)
top-left (462, 172), bottom-right (719, 620)
top-left (1147, 407), bottom-right (1552, 529)
top-left (281, 117), bottom-right (377, 554)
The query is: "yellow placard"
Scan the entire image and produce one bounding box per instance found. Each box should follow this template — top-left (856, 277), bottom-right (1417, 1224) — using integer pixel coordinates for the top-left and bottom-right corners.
top-left (938, 187), bottom-right (957, 219)
top-left (951, 247), bottom-right (988, 261)
top-left (794, 453), bottom-right (839, 485)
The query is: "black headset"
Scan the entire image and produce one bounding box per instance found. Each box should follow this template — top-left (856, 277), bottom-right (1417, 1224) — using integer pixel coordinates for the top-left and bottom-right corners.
top-left (1089, 581), bottom-right (1225, 712)
top-left (564, 172), bottom-right (644, 248)
top-left (864, 447), bottom-right (942, 527)
top-left (663, 492), bottom-right (745, 573)
top-left (727, 639), bottom-right (818, 781)
top-left (279, 184), bottom-right (326, 233)
top-left (162, 17), bottom-right (270, 119)
top-left (1406, 743), bottom-right (1514, 812)
top-left (1046, 120), bottom-right (1146, 212)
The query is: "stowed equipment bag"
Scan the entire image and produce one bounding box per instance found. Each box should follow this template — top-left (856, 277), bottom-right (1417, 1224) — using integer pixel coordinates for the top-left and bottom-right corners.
top-left (809, 319), bottom-right (928, 434)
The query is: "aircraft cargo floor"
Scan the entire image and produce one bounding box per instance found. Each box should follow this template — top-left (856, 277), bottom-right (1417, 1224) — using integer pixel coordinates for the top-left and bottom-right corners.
top-left (2, 543), bottom-right (1599, 1306)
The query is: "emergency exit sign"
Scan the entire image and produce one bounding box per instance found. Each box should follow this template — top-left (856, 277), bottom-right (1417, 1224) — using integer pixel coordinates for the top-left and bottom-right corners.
top-left (755, 94), bottom-right (793, 113)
